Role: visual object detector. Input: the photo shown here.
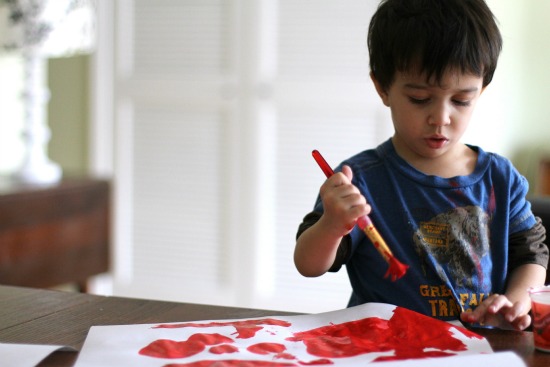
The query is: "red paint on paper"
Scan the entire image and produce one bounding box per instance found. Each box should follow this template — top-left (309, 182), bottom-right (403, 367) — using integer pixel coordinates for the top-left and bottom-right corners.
top-left (298, 359), bottom-right (334, 365)
top-left (164, 359), bottom-right (332, 367)
top-left (154, 318), bottom-right (291, 339)
top-left (139, 339), bottom-right (204, 359)
top-left (142, 306), bottom-right (483, 365)
top-left (247, 342), bottom-right (286, 355)
top-left (139, 333), bottom-right (234, 359)
top-left (246, 343), bottom-right (297, 361)
top-left (164, 362), bottom-right (296, 367)
top-left (287, 306), bottom-right (472, 361)
top-left (209, 344), bottom-right (239, 354)
top-left (286, 317), bottom-right (389, 358)
top-left (276, 353), bottom-right (297, 360)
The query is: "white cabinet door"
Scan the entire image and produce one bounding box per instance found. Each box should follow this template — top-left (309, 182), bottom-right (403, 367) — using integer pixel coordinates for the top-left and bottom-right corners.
top-left (103, 0), bottom-right (389, 313)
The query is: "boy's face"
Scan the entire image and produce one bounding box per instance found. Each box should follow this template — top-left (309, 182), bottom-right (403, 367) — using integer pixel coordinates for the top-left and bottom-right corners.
top-left (372, 70), bottom-right (484, 166)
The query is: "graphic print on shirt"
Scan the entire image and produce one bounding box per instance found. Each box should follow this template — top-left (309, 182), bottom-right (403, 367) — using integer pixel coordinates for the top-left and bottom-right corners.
top-left (413, 205), bottom-right (492, 314)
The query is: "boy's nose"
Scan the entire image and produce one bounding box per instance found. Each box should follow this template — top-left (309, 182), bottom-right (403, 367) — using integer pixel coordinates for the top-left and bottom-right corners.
top-left (428, 105), bottom-right (451, 126)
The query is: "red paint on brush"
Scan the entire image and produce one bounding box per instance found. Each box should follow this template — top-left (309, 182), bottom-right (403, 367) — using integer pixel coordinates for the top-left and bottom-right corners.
top-left (385, 256), bottom-right (409, 281)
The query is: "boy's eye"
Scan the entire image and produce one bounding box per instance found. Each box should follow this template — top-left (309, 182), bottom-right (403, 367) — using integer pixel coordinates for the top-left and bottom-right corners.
top-left (453, 99), bottom-right (471, 107)
top-left (409, 97), bottom-right (429, 105)
top-left (408, 96), bottom-right (471, 107)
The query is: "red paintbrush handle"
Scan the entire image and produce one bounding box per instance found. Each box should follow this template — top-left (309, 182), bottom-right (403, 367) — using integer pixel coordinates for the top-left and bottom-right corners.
top-left (312, 149), bottom-right (335, 177)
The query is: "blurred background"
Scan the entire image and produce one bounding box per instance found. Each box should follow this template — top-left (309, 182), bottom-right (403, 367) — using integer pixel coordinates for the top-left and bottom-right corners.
top-left (1, 0), bottom-right (549, 313)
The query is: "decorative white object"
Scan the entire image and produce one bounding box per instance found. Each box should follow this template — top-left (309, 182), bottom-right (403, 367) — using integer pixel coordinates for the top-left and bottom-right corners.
top-left (0, 0), bottom-right (95, 184)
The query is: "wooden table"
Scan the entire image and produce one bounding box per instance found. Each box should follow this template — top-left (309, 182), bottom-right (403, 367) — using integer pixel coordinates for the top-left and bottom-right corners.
top-left (0, 285), bottom-right (549, 367)
top-left (0, 178), bottom-right (110, 292)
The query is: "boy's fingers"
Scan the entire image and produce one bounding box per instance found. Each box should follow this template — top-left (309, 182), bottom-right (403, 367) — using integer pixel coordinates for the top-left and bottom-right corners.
top-left (511, 314), bottom-right (531, 331)
top-left (487, 294), bottom-right (515, 314)
top-left (324, 171), bottom-right (350, 188)
top-left (461, 294), bottom-right (506, 322)
top-left (464, 294), bottom-right (529, 330)
top-left (501, 301), bottom-right (527, 324)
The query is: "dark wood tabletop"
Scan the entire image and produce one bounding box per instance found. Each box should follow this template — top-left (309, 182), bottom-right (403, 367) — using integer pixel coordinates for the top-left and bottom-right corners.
top-left (1, 285), bottom-right (549, 366)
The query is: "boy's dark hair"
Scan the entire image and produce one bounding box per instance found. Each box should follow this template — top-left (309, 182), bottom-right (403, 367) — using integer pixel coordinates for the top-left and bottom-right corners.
top-left (368, 0), bottom-right (502, 91)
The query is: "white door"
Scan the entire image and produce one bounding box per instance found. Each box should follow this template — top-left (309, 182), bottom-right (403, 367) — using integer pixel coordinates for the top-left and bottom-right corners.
top-left (93, 0), bottom-right (391, 313)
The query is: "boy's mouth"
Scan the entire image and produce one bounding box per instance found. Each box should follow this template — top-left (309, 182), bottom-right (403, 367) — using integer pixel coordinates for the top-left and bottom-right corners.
top-left (425, 135), bottom-right (449, 149)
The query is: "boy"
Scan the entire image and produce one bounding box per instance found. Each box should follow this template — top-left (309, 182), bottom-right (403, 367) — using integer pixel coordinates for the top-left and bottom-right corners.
top-left (295, 0), bottom-right (548, 331)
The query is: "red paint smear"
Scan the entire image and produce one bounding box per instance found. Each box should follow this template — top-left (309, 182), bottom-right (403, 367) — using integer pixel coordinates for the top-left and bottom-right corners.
top-left (246, 343), bottom-right (297, 362)
top-left (209, 344), bottom-right (239, 354)
top-left (163, 361), bottom-right (297, 367)
top-left (276, 352), bottom-right (297, 360)
top-left (247, 342), bottom-right (287, 355)
top-left (145, 307), bottom-right (483, 365)
top-left (287, 307), bottom-right (477, 362)
top-left (163, 359), bottom-right (333, 367)
top-left (298, 359), bottom-right (333, 365)
top-left (154, 318), bottom-right (291, 339)
top-left (286, 316), bottom-right (390, 358)
top-left (139, 339), bottom-right (204, 359)
top-left (140, 333), bottom-right (234, 359)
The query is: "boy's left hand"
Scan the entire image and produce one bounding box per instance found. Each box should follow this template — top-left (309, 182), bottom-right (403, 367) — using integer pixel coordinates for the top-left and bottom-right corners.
top-left (460, 293), bottom-right (531, 331)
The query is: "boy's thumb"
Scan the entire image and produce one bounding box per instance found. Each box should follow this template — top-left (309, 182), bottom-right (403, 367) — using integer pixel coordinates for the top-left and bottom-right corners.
top-left (341, 165), bottom-right (353, 181)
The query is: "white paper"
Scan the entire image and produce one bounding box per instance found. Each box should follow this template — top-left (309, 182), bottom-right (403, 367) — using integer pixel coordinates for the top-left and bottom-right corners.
top-left (362, 351), bottom-right (526, 367)
top-left (74, 303), bottom-right (502, 367)
top-left (0, 342), bottom-right (74, 367)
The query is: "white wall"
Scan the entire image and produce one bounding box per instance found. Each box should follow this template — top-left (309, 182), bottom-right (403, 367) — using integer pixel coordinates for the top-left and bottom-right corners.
top-left (2, 2), bottom-right (549, 182)
top-left (466, 1), bottom-right (550, 191)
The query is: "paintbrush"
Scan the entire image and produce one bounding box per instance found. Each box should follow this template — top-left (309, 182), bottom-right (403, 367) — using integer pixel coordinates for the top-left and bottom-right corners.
top-left (312, 149), bottom-right (409, 281)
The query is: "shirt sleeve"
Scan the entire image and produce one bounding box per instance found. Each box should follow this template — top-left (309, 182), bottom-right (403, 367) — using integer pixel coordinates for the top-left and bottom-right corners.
top-left (508, 169), bottom-right (537, 234)
top-left (296, 211), bottom-right (351, 272)
top-left (508, 217), bottom-right (549, 272)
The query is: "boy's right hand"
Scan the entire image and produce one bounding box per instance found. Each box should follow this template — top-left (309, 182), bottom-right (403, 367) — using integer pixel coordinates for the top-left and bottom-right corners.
top-left (294, 164), bottom-right (372, 277)
top-left (318, 165), bottom-right (371, 238)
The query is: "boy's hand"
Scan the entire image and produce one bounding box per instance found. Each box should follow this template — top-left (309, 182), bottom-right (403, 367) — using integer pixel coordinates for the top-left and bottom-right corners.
top-left (318, 165), bottom-right (371, 238)
top-left (460, 293), bottom-right (531, 331)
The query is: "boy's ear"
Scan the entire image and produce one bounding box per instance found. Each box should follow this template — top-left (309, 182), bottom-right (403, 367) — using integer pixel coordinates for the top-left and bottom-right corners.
top-left (370, 72), bottom-right (390, 106)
